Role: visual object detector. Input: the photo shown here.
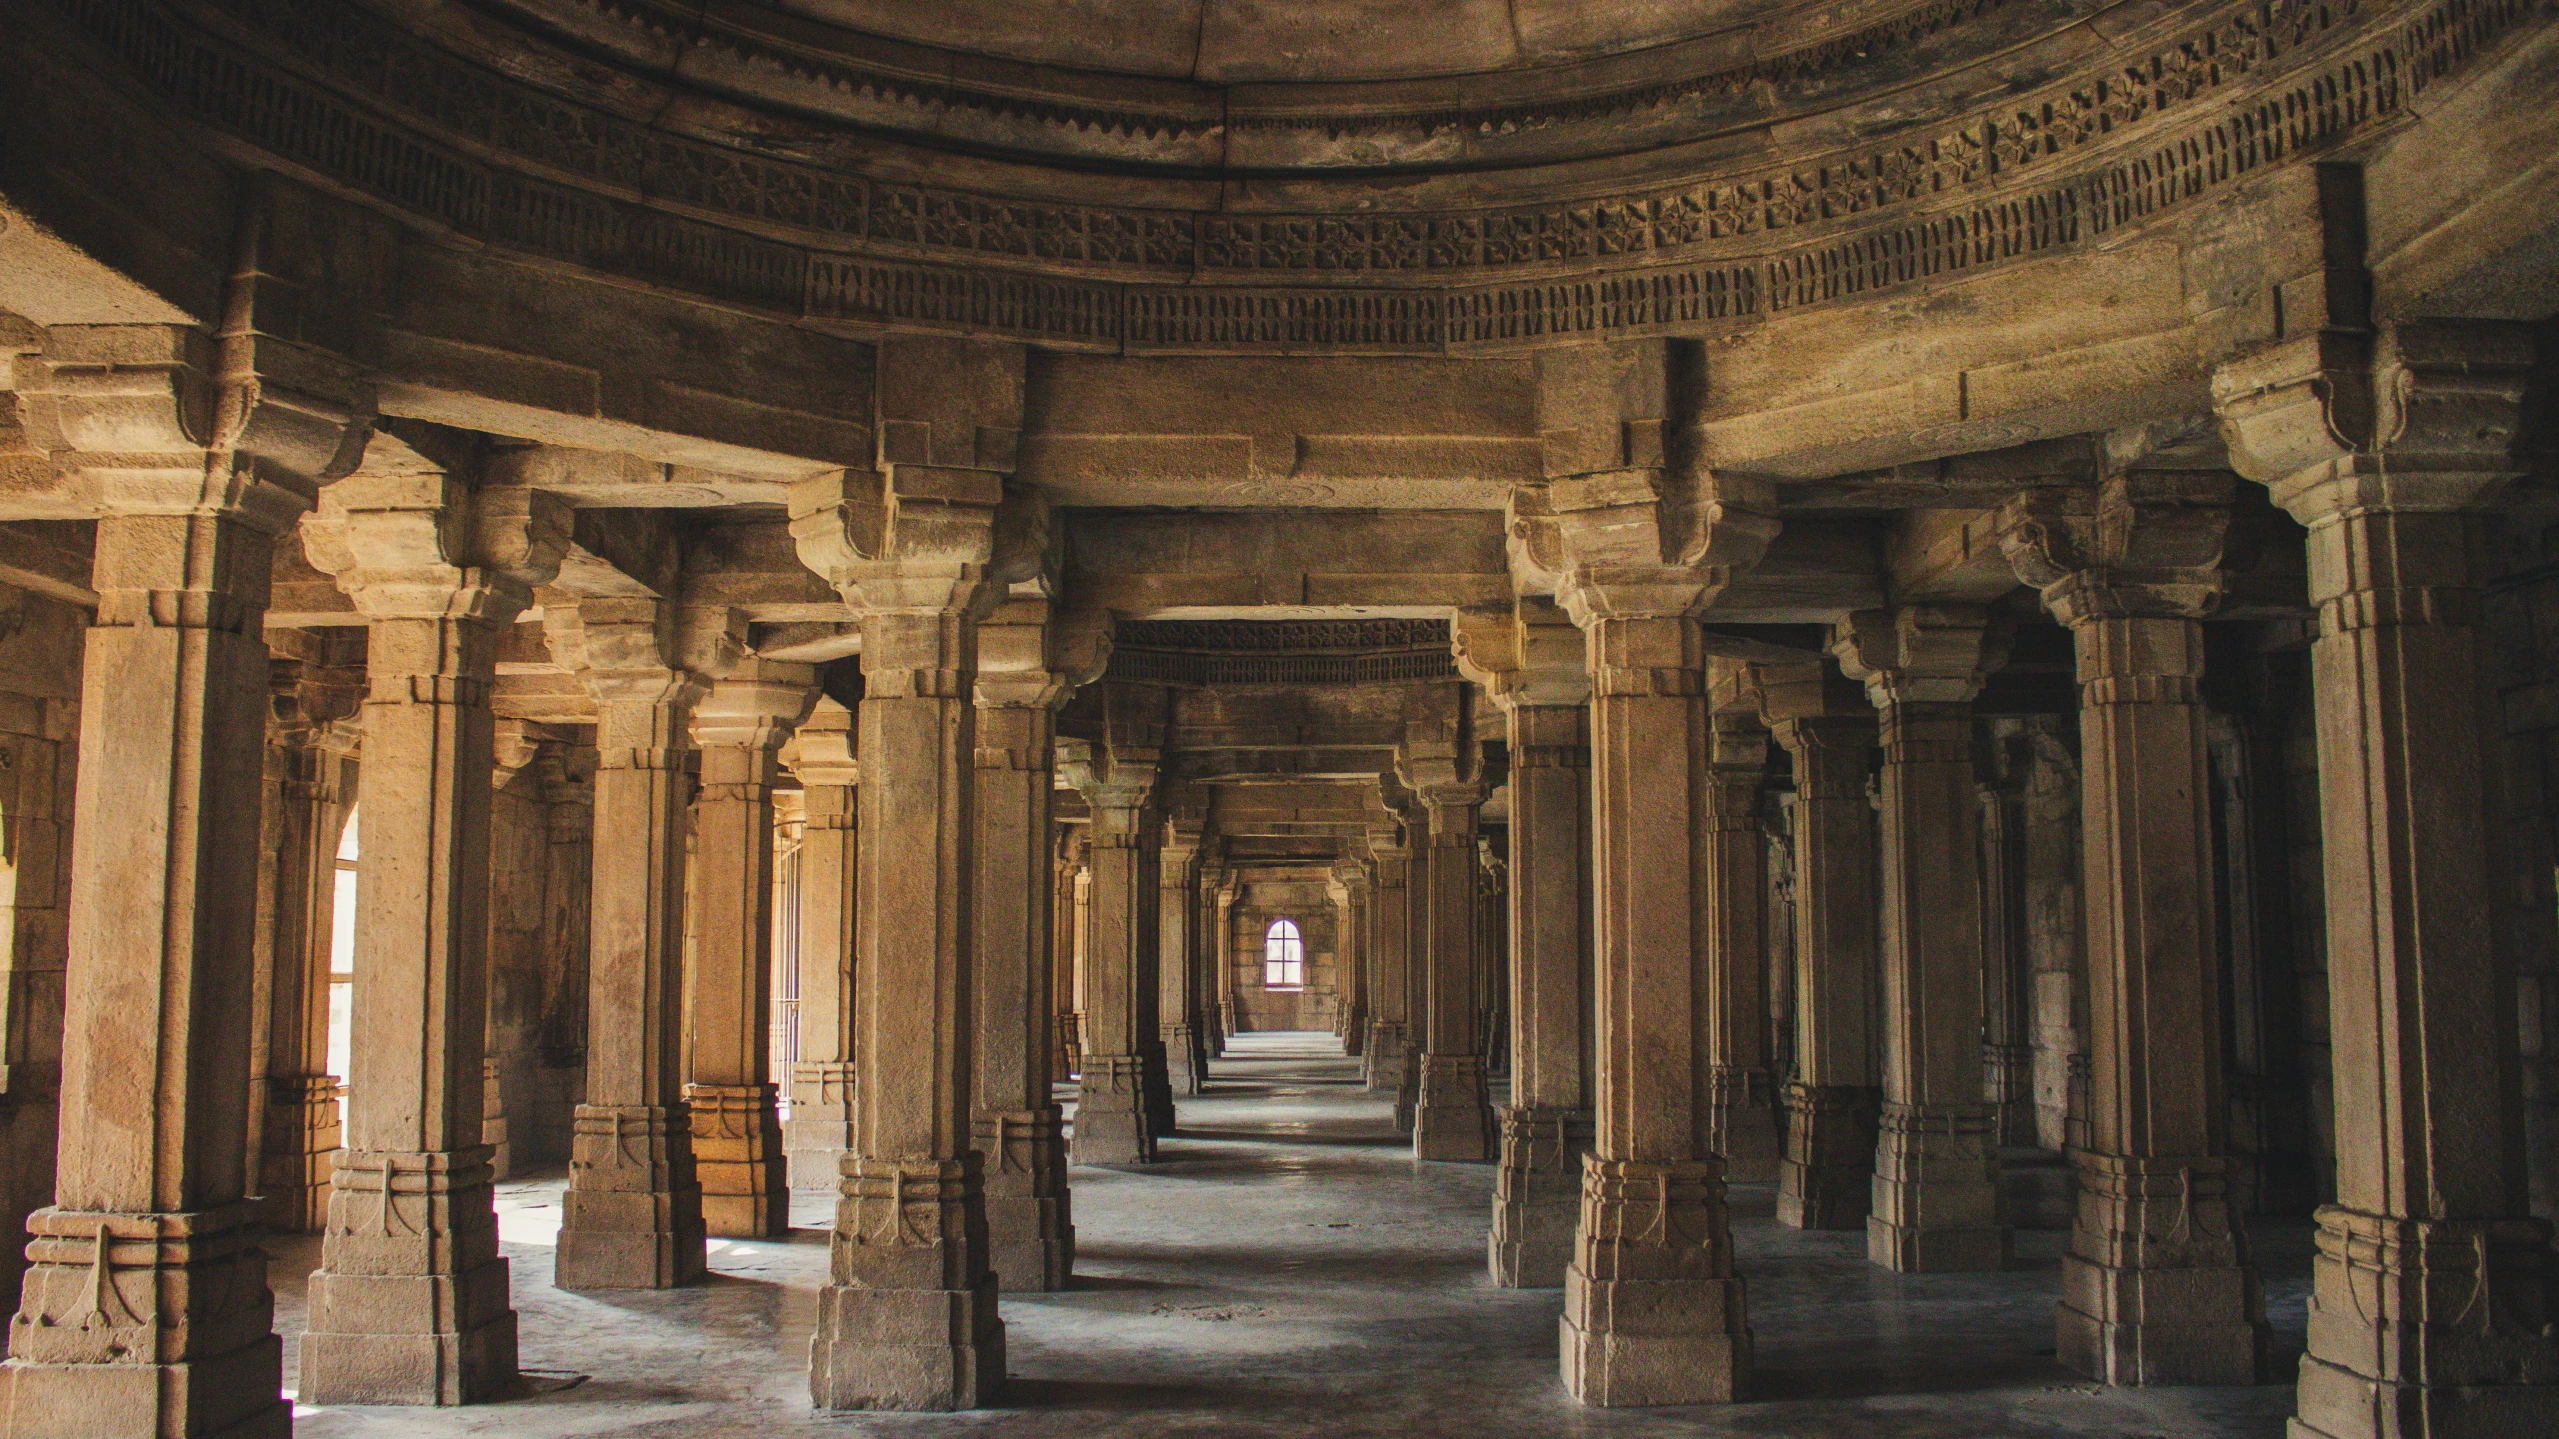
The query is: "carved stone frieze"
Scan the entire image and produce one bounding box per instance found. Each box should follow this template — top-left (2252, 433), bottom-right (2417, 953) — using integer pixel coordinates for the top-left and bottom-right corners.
top-left (23, 0), bottom-right (2541, 350)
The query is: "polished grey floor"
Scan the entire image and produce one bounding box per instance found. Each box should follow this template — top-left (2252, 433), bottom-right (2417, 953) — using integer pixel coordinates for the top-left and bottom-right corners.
top-left (275, 1032), bottom-right (2309, 1436)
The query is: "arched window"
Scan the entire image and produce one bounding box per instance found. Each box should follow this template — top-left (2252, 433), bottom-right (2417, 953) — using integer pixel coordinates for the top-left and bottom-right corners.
top-left (1263, 919), bottom-right (1304, 991)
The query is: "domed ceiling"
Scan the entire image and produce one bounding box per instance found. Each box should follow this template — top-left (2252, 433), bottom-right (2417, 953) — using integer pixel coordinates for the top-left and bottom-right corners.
top-left (768, 0), bottom-right (1786, 83)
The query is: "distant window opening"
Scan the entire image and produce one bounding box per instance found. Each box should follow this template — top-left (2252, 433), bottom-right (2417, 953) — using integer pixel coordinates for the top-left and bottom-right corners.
top-left (1263, 919), bottom-right (1303, 991)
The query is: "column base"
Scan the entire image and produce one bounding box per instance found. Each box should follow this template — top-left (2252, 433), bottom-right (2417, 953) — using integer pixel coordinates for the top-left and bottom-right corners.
top-left (1708, 1066), bottom-right (1780, 1183)
top-left (1216, 1000), bottom-right (1237, 1046)
top-left (1489, 1106), bottom-right (1592, 1288)
top-left (1867, 1101), bottom-right (2009, 1273)
top-left (809, 1158), bottom-right (1005, 1412)
top-left (256, 1074), bottom-right (341, 1235)
top-left (686, 1083), bottom-right (788, 1238)
top-left (2055, 1152), bottom-right (2267, 1386)
top-left (786, 1061), bottom-right (856, 1191)
top-left (2287, 1208), bottom-right (2559, 1439)
top-left (300, 1147), bottom-right (519, 1405)
top-left (1070, 1054), bottom-right (1155, 1165)
top-left (1, 1203), bottom-right (287, 1439)
top-left (1776, 1082), bottom-right (1877, 1231)
top-left (1162, 1023), bottom-right (1202, 1097)
top-left (1340, 1009), bottom-right (1365, 1058)
top-left (1362, 1020), bottom-right (1405, 1093)
top-left (972, 1108), bottom-right (1073, 1291)
top-left (556, 1104), bottom-right (707, 1290)
top-left (1414, 1053), bottom-right (1494, 1162)
top-left (1558, 1157), bottom-right (1752, 1406)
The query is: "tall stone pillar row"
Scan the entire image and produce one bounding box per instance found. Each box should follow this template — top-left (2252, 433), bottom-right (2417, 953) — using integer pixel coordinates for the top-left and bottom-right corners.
top-left (2219, 318), bottom-right (2559, 1435)
top-left (1157, 816), bottom-right (1205, 1098)
top-left (0, 319), bottom-right (371, 1439)
top-left (686, 654), bottom-right (819, 1238)
top-left (548, 598), bottom-right (716, 1290)
top-left (255, 665), bottom-right (360, 1234)
top-left (1064, 754), bottom-right (1160, 1165)
top-left (1455, 601), bottom-right (1596, 1287)
top-left (1759, 663), bottom-right (1883, 1232)
top-left (1702, 677), bottom-right (1780, 1184)
top-left (971, 602), bottom-right (1085, 1291)
top-left (1405, 764), bottom-right (1495, 1163)
top-left (1832, 607), bottom-right (2012, 1274)
top-left (791, 337), bottom-right (1035, 1408)
top-left (783, 696), bottom-right (858, 1190)
top-left (1362, 828), bottom-right (1413, 1096)
top-left (293, 445), bottom-right (569, 1403)
top-left (2002, 473), bottom-right (2270, 1384)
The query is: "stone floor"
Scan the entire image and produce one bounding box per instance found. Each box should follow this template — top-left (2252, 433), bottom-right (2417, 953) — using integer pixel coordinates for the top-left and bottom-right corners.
top-left (274, 1032), bottom-right (2311, 1436)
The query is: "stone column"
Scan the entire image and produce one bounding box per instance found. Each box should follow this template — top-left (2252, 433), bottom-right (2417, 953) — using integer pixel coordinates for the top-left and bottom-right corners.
top-left (1052, 827), bottom-right (1087, 1083)
top-left (686, 657), bottom-right (817, 1238)
top-left (1489, 702), bottom-right (1594, 1287)
top-left (1410, 776), bottom-right (1494, 1163)
top-left (1703, 699), bottom-right (1779, 1183)
top-left (552, 598), bottom-right (711, 1290)
top-left (1331, 867), bottom-right (1366, 1058)
top-left (0, 321), bottom-right (369, 1439)
top-left (784, 697), bottom-right (858, 1189)
top-left (1833, 606), bottom-right (2010, 1273)
top-left (1763, 667), bottom-right (1882, 1232)
top-left (1396, 815), bottom-right (1432, 1134)
top-left (972, 640), bottom-right (1074, 1292)
top-left (808, 595), bottom-right (1006, 1410)
top-left (1561, 609), bottom-right (1752, 1405)
top-left (535, 745), bottom-right (596, 1148)
top-left (1068, 768), bottom-right (1158, 1165)
top-left (1198, 862), bottom-right (1230, 1058)
top-left (1212, 873), bottom-right (1238, 1045)
top-left (2003, 473), bottom-right (2270, 1384)
top-left (256, 683), bottom-right (358, 1235)
top-left (1362, 833), bottom-right (1411, 1094)
top-left (1158, 830), bottom-right (1203, 1097)
top-left (2218, 319), bottom-right (2559, 1436)
top-left (296, 462), bottom-right (566, 1405)
top-left (1977, 765), bottom-right (2037, 1149)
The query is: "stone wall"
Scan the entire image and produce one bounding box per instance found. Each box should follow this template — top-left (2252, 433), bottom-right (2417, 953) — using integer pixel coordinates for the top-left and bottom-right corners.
top-left (2488, 535), bottom-right (2559, 1222)
top-left (1231, 879), bottom-right (1339, 1033)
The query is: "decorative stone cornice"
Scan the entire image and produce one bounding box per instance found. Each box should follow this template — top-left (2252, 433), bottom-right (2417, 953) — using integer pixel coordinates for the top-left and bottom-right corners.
top-left (26, 0), bottom-right (2540, 352)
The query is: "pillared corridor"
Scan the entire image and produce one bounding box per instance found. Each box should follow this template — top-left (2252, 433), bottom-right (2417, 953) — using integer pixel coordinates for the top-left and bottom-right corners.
top-left (268, 1034), bottom-right (2309, 1438)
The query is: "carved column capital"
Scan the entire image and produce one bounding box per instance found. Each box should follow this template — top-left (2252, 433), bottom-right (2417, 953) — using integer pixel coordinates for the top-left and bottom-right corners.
top-left (301, 437), bottom-right (570, 627)
top-left (1828, 605), bottom-right (2006, 709)
top-left (2212, 318), bottom-right (2536, 522)
top-left (1452, 596), bottom-right (1590, 711)
top-left (1997, 471), bottom-right (2235, 627)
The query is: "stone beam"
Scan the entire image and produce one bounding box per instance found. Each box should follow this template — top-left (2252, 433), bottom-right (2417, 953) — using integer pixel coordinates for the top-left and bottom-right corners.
top-left (379, 246), bottom-right (872, 488)
top-left (1064, 509), bottom-right (1511, 616)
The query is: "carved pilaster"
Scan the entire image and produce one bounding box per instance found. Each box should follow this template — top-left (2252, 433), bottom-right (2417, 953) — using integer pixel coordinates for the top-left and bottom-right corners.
top-left (783, 697), bottom-right (858, 1190)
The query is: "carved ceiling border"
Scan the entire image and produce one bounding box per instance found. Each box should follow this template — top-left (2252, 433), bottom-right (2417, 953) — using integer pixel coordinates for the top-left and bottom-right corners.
top-left (33, 0), bottom-right (2533, 349)
top-left (495, 0), bottom-right (2017, 145)
top-left (1109, 650), bottom-right (1462, 687)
